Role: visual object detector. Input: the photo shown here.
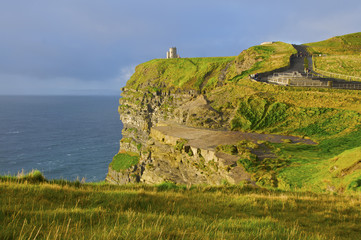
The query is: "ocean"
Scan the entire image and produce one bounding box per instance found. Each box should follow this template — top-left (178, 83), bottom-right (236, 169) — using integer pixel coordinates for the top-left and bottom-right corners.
top-left (0, 96), bottom-right (122, 182)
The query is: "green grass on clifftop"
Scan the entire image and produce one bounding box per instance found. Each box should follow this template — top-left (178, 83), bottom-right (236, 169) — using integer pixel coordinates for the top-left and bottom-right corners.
top-left (274, 127), bottom-right (361, 192)
top-left (1, 178), bottom-right (361, 239)
top-left (232, 42), bottom-right (296, 80)
top-left (306, 32), bottom-right (361, 79)
top-left (306, 32), bottom-right (361, 55)
top-left (125, 42), bottom-right (296, 93)
top-left (126, 56), bottom-right (236, 92)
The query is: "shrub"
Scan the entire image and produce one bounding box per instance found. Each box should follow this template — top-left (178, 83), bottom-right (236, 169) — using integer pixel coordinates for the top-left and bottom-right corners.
top-left (156, 181), bottom-right (179, 191)
top-left (348, 179), bottom-right (361, 191)
top-left (216, 144), bottom-right (238, 155)
top-left (19, 170), bottom-right (46, 184)
top-left (174, 138), bottom-right (188, 152)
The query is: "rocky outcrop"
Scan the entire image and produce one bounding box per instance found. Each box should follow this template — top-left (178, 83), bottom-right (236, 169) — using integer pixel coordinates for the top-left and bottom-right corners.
top-left (106, 88), bottom-right (253, 185)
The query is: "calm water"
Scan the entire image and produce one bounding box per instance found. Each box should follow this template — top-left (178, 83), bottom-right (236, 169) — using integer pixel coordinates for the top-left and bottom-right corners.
top-left (0, 96), bottom-right (122, 182)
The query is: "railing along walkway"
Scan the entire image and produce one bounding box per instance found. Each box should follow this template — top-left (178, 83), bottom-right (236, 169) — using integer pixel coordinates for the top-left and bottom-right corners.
top-left (312, 55), bottom-right (361, 82)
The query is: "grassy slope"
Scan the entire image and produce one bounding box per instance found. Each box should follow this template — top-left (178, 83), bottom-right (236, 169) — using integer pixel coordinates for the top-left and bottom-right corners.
top-left (274, 129), bottom-right (361, 191)
top-left (305, 32), bottom-right (361, 78)
top-left (231, 42), bottom-right (297, 79)
top-left (126, 57), bottom-right (236, 92)
top-left (306, 147), bottom-right (361, 191)
top-left (208, 81), bottom-right (361, 192)
top-left (1, 178), bottom-right (361, 240)
top-left (125, 42), bottom-right (295, 92)
top-left (306, 32), bottom-right (361, 55)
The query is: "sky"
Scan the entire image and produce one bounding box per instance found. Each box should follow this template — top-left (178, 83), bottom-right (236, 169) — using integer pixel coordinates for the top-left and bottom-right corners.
top-left (0, 0), bottom-right (360, 95)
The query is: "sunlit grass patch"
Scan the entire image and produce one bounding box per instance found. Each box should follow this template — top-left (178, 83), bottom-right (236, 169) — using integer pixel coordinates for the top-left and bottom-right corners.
top-left (110, 151), bottom-right (140, 171)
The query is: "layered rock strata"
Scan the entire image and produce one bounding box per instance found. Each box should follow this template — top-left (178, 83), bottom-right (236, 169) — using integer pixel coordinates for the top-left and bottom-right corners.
top-left (106, 88), bottom-right (252, 185)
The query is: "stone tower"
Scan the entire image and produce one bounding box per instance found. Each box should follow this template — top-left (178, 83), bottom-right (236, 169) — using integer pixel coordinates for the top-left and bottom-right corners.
top-left (166, 47), bottom-right (180, 59)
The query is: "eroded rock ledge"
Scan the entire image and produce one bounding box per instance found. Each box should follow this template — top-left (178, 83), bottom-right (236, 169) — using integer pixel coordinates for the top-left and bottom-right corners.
top-left (106, 88), bottom-right (314, 185)
top-left (107, 122), bottom-right (252, 185)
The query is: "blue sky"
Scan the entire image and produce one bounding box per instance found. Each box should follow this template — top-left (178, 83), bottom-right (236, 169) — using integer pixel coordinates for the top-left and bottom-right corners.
top-left (0, 0), bottom-right (360, 95)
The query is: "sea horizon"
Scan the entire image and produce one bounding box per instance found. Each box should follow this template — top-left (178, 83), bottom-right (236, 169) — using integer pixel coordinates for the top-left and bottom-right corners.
top-left (0, 95), bottom-right (123, 182)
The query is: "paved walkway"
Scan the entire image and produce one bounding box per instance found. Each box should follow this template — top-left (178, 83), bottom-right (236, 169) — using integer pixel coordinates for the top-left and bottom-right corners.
top-left (287, 45), bottom-right (312, 73)
top-left (260, 45), bottom-right (361, 88)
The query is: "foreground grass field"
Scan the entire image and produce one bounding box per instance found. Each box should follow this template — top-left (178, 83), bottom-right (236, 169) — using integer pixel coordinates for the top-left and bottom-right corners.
top-left (1, 173), bottom-right (361, 240)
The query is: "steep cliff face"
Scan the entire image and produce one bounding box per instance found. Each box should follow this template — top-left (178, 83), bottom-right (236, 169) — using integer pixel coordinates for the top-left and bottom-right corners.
top-left (106, 87), bottom-right (251, 185)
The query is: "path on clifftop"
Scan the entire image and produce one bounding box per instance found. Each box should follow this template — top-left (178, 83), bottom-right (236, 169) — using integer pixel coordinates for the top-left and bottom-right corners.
top-left (260, 45), bottom-right (361, 89)
top-left (287, 45), bottom-right (312, 73)
top-left (154, 124), bottom-right (315, 150)
top-left (259, 44), bottom-right (311, 82)
top-left (153, 123), bottom-right (316, 160)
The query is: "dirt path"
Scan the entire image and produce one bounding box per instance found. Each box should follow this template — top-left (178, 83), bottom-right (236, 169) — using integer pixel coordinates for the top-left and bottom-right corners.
top-left (154, 123), bottom-right (316, 151)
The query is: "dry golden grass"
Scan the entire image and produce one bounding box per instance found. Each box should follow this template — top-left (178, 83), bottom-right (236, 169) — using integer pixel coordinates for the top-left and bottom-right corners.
top-left (1, 179), bottom-right (361, 240)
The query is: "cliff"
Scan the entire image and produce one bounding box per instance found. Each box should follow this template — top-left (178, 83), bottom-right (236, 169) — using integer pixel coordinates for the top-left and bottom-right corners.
top-left (106, 38), bottom-right (361, 192)
top-left (106, 88), bottom-right (254, 185)
top-left (106, 42), bottom-right (297, 186)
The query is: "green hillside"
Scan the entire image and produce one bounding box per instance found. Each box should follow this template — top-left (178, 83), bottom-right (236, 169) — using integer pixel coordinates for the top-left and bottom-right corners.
top-left (125, 42), bottom-right (296, 92)
top-left (306, 32), bottom-right (361, 55)
top-left (306, 32), bottom-right (361, 79)
top-left (1, 175), bottom-right (360, 240)
top-left (213, 86), bottom-right (361, 192)
top-left (127, 56), bottom-right (235, 92)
